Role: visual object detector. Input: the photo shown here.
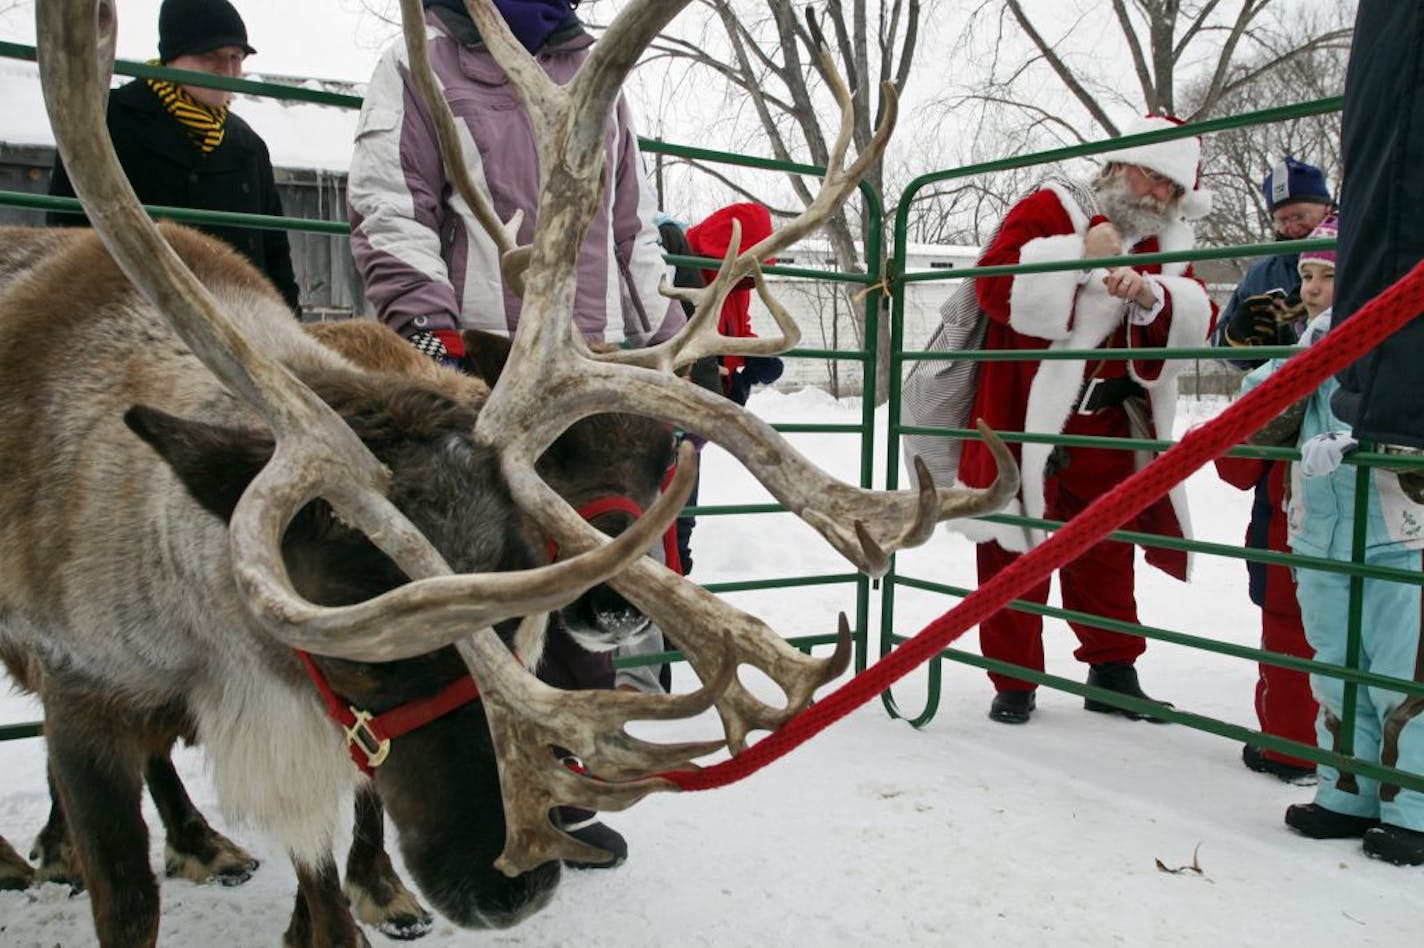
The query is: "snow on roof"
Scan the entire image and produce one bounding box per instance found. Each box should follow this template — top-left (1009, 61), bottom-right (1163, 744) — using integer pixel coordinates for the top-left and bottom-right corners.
top-left (0, 59), bottom-right (361, 173)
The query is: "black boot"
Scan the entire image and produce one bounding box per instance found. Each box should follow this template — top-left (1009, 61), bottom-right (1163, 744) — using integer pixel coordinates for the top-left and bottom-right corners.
top-left (988, 690), bottom-right (1036, 724)
top-left (1363, 824), bottom-right (1424, 865)
top-left (1242, 745), bottom-right (1317, 785)
top-left (1083, 662), bottom-right (1172, 723)
top-left (1284, 803), bottom-right (1379, 839)
top-left (556, 806), bottom-right (628, 870)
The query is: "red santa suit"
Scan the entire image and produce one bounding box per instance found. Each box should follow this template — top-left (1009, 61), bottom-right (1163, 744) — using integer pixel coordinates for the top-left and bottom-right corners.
top-left (955, 177), bottom-right (1216, 692)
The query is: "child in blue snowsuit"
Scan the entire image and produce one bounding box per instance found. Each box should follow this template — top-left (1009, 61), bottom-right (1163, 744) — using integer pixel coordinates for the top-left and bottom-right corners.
top-left (1242, 215), bottom-right (1424, 866)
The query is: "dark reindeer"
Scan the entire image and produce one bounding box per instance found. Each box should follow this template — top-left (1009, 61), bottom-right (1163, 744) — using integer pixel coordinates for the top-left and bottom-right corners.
top-left (0, 2), bottom-right (1017, 947)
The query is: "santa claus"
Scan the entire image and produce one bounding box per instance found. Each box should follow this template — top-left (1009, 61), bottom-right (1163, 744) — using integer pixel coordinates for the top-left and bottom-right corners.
top-left (951, 115), bottom-right (1218, 725)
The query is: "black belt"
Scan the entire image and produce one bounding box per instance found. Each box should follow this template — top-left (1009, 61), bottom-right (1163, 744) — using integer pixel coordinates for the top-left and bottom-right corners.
top-left (1076, 375), bottom-right (1146, 415)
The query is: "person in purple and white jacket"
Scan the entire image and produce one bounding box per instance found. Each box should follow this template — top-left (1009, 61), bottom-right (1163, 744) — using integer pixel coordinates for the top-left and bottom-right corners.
top-left (347, 0), bottom-right (684, 872)
top-left (347, 0), bottom-right (683, 362)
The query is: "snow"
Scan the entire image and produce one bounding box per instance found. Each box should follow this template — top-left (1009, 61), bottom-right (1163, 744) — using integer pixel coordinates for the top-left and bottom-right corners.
top-left (2, 388), bottom-right (1421, 947)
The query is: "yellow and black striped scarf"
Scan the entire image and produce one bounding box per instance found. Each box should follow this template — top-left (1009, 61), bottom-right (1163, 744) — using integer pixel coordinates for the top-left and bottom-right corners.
top-left (147, 69), bottom-right (227, 153)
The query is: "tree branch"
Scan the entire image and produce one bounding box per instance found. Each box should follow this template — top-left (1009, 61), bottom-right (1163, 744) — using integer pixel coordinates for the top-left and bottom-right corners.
top-left (1005, 0), bottom-right (1120, 134)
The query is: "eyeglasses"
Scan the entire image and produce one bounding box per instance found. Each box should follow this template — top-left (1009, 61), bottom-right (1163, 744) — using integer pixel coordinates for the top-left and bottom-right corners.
top-left (1273, 206), bottom-right (1325, 230)
top-left (1134, 166), bottom-right (1186, 198)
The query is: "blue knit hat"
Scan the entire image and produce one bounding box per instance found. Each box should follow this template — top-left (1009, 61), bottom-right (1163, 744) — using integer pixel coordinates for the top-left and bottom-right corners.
top-left (1262, 157), bottom-right (1332, 212)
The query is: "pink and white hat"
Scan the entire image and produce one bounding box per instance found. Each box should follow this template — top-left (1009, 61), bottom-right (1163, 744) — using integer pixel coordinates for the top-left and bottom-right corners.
top-left (1298, 214), bottom-right (1338, 272)
top-left (1100, 114), bottom-right (1213, 221)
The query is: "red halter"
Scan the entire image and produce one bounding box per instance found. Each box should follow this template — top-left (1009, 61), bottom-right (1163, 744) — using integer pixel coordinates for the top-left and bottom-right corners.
top-left (299, 467), bottom-right (685, 776)
top-left (295, 650), bottom-right (481, 777)
top-left (544, 467), bottom-right (685, 575)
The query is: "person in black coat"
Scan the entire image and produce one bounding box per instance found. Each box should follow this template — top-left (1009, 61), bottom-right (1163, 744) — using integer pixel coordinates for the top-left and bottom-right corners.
top-left (1329, 1), bottom-right (1424, 503)
top-left (48, 0), bottom-right (301, 314)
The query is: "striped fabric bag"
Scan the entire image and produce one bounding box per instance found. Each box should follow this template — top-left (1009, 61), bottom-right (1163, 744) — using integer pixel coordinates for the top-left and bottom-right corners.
top-left (900, 277), bottom-right (988, 488)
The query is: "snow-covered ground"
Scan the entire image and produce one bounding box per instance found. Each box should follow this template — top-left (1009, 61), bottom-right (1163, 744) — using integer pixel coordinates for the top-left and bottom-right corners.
top-left (2, 389), bottom-right (1420, 947)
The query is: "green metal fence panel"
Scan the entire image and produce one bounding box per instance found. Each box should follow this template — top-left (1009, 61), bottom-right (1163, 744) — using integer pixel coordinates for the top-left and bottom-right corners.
top-left (881, 100), bottom-right (1424, 797)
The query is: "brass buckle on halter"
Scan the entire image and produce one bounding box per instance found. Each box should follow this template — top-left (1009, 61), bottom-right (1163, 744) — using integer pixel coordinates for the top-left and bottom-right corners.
top-left (346, 708), bottom-right (391, 769)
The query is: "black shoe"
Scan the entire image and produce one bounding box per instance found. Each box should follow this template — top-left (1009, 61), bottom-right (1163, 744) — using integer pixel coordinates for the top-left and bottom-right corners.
top-left (1363, 824), bottom-right (1424, 865)
top-left (988, 690), bottom-right (1036, 724)
top-left (1242, 745), bottom-right (1317, 785)
top-left (558, 808), bottom-right (627, 870)
top-left (1083, 662), bottom-right (1172, 722)
top-left (1284, 803), bottom-right (1379, 840)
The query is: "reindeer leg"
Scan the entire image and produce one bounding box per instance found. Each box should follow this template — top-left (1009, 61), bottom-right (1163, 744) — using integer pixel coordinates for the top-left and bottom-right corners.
top-left (0, 835), bottom-right (34, 891)
top-left (344, 785), bottom-right (433, 941)
top-left (45, 695), bottom-right (159, 948)
top-left (29, 763), bottom-right (83, 890)
top-left (285, 855), bottom-right (371, 948)
top-left (145, 752), bottom-right (260, 886)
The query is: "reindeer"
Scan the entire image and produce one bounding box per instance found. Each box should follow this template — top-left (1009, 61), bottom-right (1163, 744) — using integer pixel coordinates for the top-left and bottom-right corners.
top-left (0, 303), bottom-right (687, 938)
top-left (0, 2), bottom-right (1016, 947)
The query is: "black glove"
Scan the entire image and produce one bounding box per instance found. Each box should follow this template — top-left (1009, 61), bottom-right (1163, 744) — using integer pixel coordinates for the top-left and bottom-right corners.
top-left (1224, 292), bottom-right (1286, 347)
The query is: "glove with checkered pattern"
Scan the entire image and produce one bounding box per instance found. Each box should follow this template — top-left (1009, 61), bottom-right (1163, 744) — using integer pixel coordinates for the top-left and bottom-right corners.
top-left (408, 329), bottom-right (467, 371)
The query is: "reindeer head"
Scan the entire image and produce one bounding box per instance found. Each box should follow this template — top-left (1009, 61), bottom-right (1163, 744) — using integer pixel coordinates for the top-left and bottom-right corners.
top-left (38, 0), bottom-right (1016, 894)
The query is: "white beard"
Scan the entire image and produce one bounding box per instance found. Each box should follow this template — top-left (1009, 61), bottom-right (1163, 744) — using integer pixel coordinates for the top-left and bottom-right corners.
top-left (1095, 176), bottom-right (1177, 245)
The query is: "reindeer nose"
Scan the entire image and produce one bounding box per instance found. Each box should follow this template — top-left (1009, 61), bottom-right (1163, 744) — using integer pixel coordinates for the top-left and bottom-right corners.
top-left (587, 585), bottom-right (651, 642)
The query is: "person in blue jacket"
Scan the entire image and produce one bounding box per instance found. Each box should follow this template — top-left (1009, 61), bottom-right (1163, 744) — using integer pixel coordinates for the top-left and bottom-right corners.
top-left (1242, 216), bottom-right (1424, 867)
top-left (1214, 157), bottom-right (1335, 368)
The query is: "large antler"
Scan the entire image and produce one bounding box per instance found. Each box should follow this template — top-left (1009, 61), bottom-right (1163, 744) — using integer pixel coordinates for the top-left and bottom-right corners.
top-left (391, 0), bottom-right (1018, 871)
top-left (455, 0), bottom-right (1016, 575)
top-left (34, 0), bottom-right (688, 665)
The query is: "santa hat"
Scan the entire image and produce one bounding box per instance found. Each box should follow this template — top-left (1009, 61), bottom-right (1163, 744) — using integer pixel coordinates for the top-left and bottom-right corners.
top-left (1100, 114), bottom-right (1213, 221)
top-left (1298, 214), bottom-right (1338, 273)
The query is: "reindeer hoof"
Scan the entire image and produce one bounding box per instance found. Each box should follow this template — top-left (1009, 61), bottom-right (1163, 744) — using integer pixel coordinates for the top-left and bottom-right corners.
top-left (348, 878), bottom-right (434, 941)
top-left (164, 837), bottom-right (260, 887)
top-left (376, 910), bottom-right (435, 941)
top-left (29, 837), bottom-right (82, 891)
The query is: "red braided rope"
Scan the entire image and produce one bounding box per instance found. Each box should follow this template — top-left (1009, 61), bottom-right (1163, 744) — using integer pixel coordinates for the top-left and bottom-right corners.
top-left (664, 262), bottom-right (1424, 792)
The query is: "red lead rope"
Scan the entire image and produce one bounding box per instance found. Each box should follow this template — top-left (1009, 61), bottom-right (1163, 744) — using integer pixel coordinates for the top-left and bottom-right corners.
top-left (659, 262), bottom-right (1424, 793)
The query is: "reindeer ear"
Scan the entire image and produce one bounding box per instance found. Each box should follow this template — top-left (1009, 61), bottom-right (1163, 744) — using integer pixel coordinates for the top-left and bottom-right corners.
top-left (461, 329), bottom-right (513, 387)
top-left (124, 405), bottom-right (275, 519)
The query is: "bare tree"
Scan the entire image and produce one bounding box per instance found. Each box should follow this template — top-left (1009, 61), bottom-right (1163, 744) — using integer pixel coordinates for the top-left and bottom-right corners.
top-left (622, 0), bottom-right (922, 402)
top-left (913, 0), bottom-right (1351, 251)
top-left (1185, 17), bottom-right (1348, 277)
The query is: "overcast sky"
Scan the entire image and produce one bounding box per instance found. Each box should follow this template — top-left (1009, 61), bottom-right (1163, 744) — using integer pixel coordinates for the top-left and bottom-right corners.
top-left (0, 0), bottom-right (395, 82)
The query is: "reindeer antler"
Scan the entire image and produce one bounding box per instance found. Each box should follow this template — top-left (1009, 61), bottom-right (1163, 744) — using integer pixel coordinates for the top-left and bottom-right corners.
top-left (35, 0), bottom-right (689, 665)
top-left (382, 0), bottom-right (1018, 871)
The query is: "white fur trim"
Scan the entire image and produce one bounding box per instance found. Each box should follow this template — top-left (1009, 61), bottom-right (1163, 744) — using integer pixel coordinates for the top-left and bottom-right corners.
top-left (1100, 117), bottom-right (1200, 188)
top-left (1128, 274), bottom-right (1214, 391)
top-left (1008, 234), bottom-right (1089, 340)
top-left (1178, 188), bottom-right (1213, 221)
top-left (1153, 217), bottom-right (1197, 277)
top-left (946, 493), bottom-right (1032, 552)
top-left (1040, 181), bottom-right (1091, 232)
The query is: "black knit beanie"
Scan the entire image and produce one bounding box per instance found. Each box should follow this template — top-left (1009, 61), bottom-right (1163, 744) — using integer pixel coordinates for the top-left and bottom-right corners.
top-left (158, 0), bottom-right (257, 63)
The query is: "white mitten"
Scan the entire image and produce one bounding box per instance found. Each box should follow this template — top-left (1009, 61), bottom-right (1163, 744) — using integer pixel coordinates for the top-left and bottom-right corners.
top-left (1299, 431), bottom-right (1358, 477)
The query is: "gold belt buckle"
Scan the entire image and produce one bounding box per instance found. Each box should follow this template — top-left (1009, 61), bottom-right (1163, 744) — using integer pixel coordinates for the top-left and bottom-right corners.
top-left (1076, 377), bottom-right (1104, 415)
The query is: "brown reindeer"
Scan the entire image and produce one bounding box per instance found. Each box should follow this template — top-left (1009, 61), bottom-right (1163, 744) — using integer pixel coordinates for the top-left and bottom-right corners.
top-left (0, 309), bottom-right (690, 940)
top-left (0, 1), bottom-right (1016, 946)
